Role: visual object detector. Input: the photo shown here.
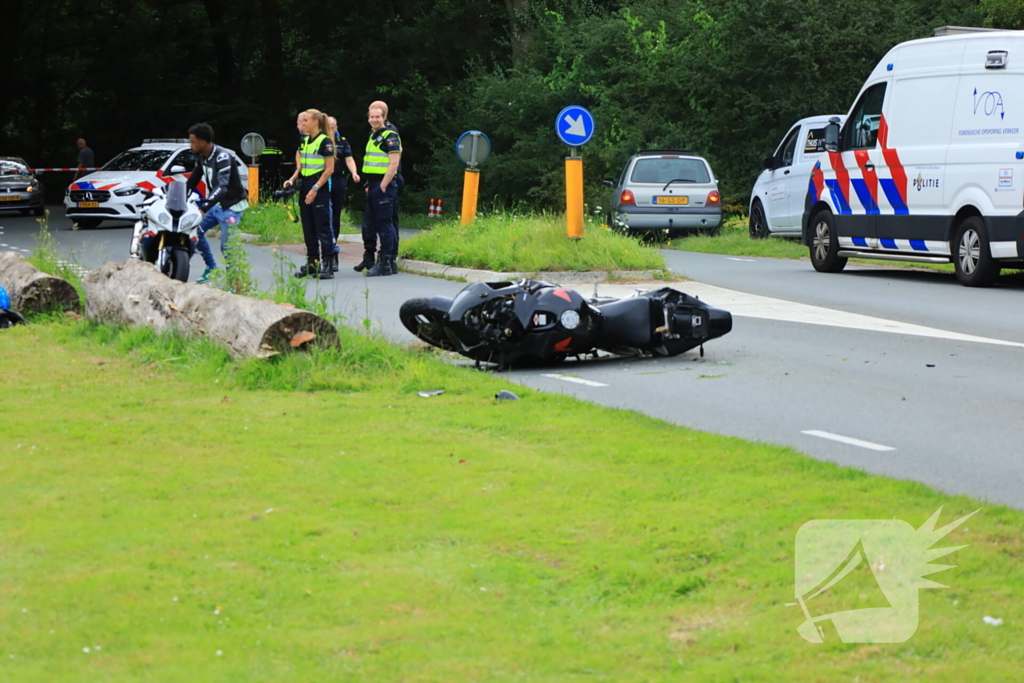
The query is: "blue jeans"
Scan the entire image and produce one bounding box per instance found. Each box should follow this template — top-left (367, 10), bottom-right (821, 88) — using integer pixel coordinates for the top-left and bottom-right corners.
top-left (196, 205), bottom-right (244, 270)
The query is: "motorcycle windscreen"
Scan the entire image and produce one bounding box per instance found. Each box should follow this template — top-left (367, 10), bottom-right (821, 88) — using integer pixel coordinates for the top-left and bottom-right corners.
top-left (165, 181), bottom-right (187, 213)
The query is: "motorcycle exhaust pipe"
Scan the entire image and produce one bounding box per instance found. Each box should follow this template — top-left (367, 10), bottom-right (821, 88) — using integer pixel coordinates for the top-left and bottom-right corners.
top-left (706, 307), bottom-right (732, 340)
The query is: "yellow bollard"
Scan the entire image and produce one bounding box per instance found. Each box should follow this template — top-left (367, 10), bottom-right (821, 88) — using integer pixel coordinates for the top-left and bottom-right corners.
top-left (248, 165), bottom-right (260, 204)
top-left (461, 167), bottom-right (480, 225)
top-left (565, 156), bottom-right (583, 239)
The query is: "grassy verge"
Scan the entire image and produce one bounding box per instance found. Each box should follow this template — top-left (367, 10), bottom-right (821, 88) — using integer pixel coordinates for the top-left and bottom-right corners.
top-left (667, 215), bottom-right (959, 274)
top-left (241, 202), bottom-right (362, 245)
top-left (0, 319), bottom-right (1020, 681)
top-left (402, 214), bottom-right (666, 274)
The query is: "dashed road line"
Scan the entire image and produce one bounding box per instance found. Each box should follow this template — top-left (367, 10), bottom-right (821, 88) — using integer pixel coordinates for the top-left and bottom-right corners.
top-left (541, 374), bottom-right (609, 387)
top-left (801, 430), bottom-right (895, 452)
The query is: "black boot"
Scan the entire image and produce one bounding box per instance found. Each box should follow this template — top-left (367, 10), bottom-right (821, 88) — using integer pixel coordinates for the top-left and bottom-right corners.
top-left (294, 261), bottom-right (315, 278)
top-left (317, 258), bottom-right (334, 280)
top-left (330, 251), bottom-right (339, 273)
top-left (353, 251), bottom-right (374, 272)
top-left (366, 255), bottom-right (393, 277)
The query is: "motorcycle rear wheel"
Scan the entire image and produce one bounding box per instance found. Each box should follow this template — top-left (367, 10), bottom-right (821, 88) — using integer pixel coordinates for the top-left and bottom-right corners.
top-left (400, 298), bottom-right (458, 351)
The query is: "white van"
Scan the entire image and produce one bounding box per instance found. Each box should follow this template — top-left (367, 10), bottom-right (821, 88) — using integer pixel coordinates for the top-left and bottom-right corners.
top-left (750, 115), bottom-right (845, 238)
top-left (804, 31), bottom-right (1024, 286)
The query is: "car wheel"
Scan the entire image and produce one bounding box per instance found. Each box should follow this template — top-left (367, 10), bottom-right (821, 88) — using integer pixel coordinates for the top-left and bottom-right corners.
top-left (76, 218), bottom-right (103, 229)
top-left (953, 216), bottom-right (999, 287)
top-left (749, 200), bottom-right (770, 239)
top-left (808, 210), bottom-right (847, 273)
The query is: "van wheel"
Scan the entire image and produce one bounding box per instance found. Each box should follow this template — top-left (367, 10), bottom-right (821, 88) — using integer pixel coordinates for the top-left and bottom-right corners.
top-left (953, 216), bottom-right (1000, 287)
top-left (749, 200), bottom-right (770, 239)
top-left (809, 210), bottom-right (847, 273)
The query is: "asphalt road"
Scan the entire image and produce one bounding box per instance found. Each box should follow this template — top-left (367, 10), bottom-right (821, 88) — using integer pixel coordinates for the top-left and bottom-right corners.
top-left (4, 206), bottom-right (1023, 510)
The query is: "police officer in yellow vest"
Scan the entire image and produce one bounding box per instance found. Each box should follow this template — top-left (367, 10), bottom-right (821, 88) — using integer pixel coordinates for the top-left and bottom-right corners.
top-left (283, 109), bottom-right (336, 279)
top-left (359, 104), bottom-right (401, 277)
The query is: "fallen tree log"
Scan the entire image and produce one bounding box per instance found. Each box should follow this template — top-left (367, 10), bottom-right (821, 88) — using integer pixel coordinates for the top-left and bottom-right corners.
top-left (0, 251), bottom-right (81, 313)
top-left (82, 259), bottom-right (340, 358)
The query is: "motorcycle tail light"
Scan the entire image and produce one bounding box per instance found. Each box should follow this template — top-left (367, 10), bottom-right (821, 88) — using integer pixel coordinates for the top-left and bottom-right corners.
top-left (707, 190), bottom-right (721, 206)
top-left (620, 189), bottom-right (636, 205)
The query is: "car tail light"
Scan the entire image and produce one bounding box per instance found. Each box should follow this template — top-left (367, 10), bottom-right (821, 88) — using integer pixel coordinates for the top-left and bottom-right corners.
top-left (706, 190), bottom-right (721, 206)
top-left (620, 189), bottom-right (636, 205)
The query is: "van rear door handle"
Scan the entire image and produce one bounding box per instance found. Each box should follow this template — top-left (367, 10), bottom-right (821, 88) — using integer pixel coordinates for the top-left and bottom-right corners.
top-left (865, 163), bottom-right (875, 171)
top-left (783, 170), bottom-right (790, 175)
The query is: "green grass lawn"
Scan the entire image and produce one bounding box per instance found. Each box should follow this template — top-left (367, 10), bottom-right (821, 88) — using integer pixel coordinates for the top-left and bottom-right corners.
top-left (0, 319), bottom-right (1020, 681)
top-left (241, 202), bottom-right (362, 245)
top-left (401, 214), bottom-right (666, 274)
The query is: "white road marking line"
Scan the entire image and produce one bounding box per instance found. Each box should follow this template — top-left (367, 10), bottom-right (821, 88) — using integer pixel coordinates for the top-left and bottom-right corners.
top-left (541, 374), bottom-right (608, 387)
top-left (726, 257), bottom-right (756, 262)
top-left (801, 430), bottom-right (895, 452)
top-left (568, 282), bottom-right (1024, 349)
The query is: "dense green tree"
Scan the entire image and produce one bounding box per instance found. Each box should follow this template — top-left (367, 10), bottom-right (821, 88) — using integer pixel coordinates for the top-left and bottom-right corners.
top-left (1, 0), bottom-right (987, 207)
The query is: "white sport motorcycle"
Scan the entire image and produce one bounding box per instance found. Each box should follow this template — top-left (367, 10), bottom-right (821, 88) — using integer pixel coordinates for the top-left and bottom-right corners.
top-left (129, 181), bottom-right (202, 283)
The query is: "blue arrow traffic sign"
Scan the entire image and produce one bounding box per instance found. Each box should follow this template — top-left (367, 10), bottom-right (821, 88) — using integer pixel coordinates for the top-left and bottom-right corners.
top-left (555, 105), bottom-right (595, 146)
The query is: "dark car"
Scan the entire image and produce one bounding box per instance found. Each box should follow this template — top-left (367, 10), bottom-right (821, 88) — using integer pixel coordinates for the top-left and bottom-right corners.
top-left (0, 157), bottom-right (44, 216)
top-left (604, 150), bottom-right (721, 238)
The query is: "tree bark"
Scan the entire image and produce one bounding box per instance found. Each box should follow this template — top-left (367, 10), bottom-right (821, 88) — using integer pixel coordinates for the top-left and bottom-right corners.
top-left (0, 252), bottom-right (80, 314)
top-left (81, 259), bottom-right (340, 359)
top-left (202, 0), bottom-right (236, 96)
top-left (258, 0), bottom-right (287, 125)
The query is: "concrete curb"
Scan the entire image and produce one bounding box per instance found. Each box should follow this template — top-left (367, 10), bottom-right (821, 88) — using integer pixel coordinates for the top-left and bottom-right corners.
top-left (396, 258), bottom-right (664, 284)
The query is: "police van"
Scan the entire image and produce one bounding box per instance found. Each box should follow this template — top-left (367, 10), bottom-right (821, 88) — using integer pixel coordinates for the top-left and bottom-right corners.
top-left (804, 31), bottom-right (1024, 286)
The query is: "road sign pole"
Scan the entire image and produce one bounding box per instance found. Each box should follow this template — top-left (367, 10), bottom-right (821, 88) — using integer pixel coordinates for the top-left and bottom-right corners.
top-left (461, 167), bottom-right (480, 225)
top-left (565, 156), bottom-right (583, 240)
top-left (248, 165), bottom-right (260, 204)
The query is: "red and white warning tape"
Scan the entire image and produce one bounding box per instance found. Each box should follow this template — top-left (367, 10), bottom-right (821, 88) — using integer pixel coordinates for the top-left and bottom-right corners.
top-left (27, 167), bottom-right (102, 172)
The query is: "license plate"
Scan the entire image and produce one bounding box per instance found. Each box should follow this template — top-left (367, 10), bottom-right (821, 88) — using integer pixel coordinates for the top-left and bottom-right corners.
top-left (0, 195), bottom-right (20, 202)
top-left (654, 196), bottom-right (688, 205)
top-left (78, 201), bottom-right (100, 208)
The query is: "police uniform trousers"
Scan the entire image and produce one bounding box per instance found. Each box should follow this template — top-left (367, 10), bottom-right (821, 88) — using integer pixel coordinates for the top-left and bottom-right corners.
top-left (362, 181), bottom-right (397, 260)
top-left (299, 177), bottom-right (334, 264)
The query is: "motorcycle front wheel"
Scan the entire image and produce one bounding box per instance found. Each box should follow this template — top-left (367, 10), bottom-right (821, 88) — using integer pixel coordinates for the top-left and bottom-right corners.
top-left (400, 298), bottom-right (458, 351)
top-left (160, 247), bottom-right (191, 283)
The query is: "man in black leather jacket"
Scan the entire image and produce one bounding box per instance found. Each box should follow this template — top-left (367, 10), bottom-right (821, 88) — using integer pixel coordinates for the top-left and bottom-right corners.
top-left (186, 123), bottom-right (249, 283)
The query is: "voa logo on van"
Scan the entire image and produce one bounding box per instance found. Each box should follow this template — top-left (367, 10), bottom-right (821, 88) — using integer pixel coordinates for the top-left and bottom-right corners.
top-left (973, 88), bottom-right (1005, 119)
top-left (913, 173), bottom-right (939, 191)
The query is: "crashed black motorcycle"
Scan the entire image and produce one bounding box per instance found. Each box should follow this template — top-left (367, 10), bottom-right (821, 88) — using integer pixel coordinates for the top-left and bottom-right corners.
top-left (400, 279), bottom-right (732, 367)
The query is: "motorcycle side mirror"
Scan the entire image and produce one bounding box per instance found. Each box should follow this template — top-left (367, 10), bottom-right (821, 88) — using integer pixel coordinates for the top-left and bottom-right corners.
top-left (169, 165), bottom-right (187, 175)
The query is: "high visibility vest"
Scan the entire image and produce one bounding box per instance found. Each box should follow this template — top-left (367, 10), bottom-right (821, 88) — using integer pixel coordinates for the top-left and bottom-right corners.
top-left (362, 129), bottom-right (396, 175)
top-left (299, 134), bottom-right (328, 177)
top-left (262, 145), bottom-right (283, 157)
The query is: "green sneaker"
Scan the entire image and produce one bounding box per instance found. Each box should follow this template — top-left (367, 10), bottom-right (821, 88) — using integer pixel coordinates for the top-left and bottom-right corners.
top-left (196, 267), bottom-right (216, 284)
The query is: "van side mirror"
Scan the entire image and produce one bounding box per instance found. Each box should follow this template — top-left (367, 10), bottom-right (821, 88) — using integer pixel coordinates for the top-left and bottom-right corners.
top-left (761, 156), bottom-right (776, 171)
top-left (824, 117), bottom-right (841, 153)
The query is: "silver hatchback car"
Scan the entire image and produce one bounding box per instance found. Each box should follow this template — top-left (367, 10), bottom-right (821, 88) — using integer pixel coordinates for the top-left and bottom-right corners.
top-left (604, 150), bottom-right (721, 238)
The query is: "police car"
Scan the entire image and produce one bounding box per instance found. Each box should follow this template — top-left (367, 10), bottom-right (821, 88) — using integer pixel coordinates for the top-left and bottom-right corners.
top-left (64, 139), bottom-right (248, 228)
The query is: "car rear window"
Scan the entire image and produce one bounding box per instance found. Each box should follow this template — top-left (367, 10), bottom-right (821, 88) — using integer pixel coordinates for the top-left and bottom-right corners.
top-left (630, 157), bottom-right (710, 184)
top-left (103, 149), bottom-right (174, 172)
